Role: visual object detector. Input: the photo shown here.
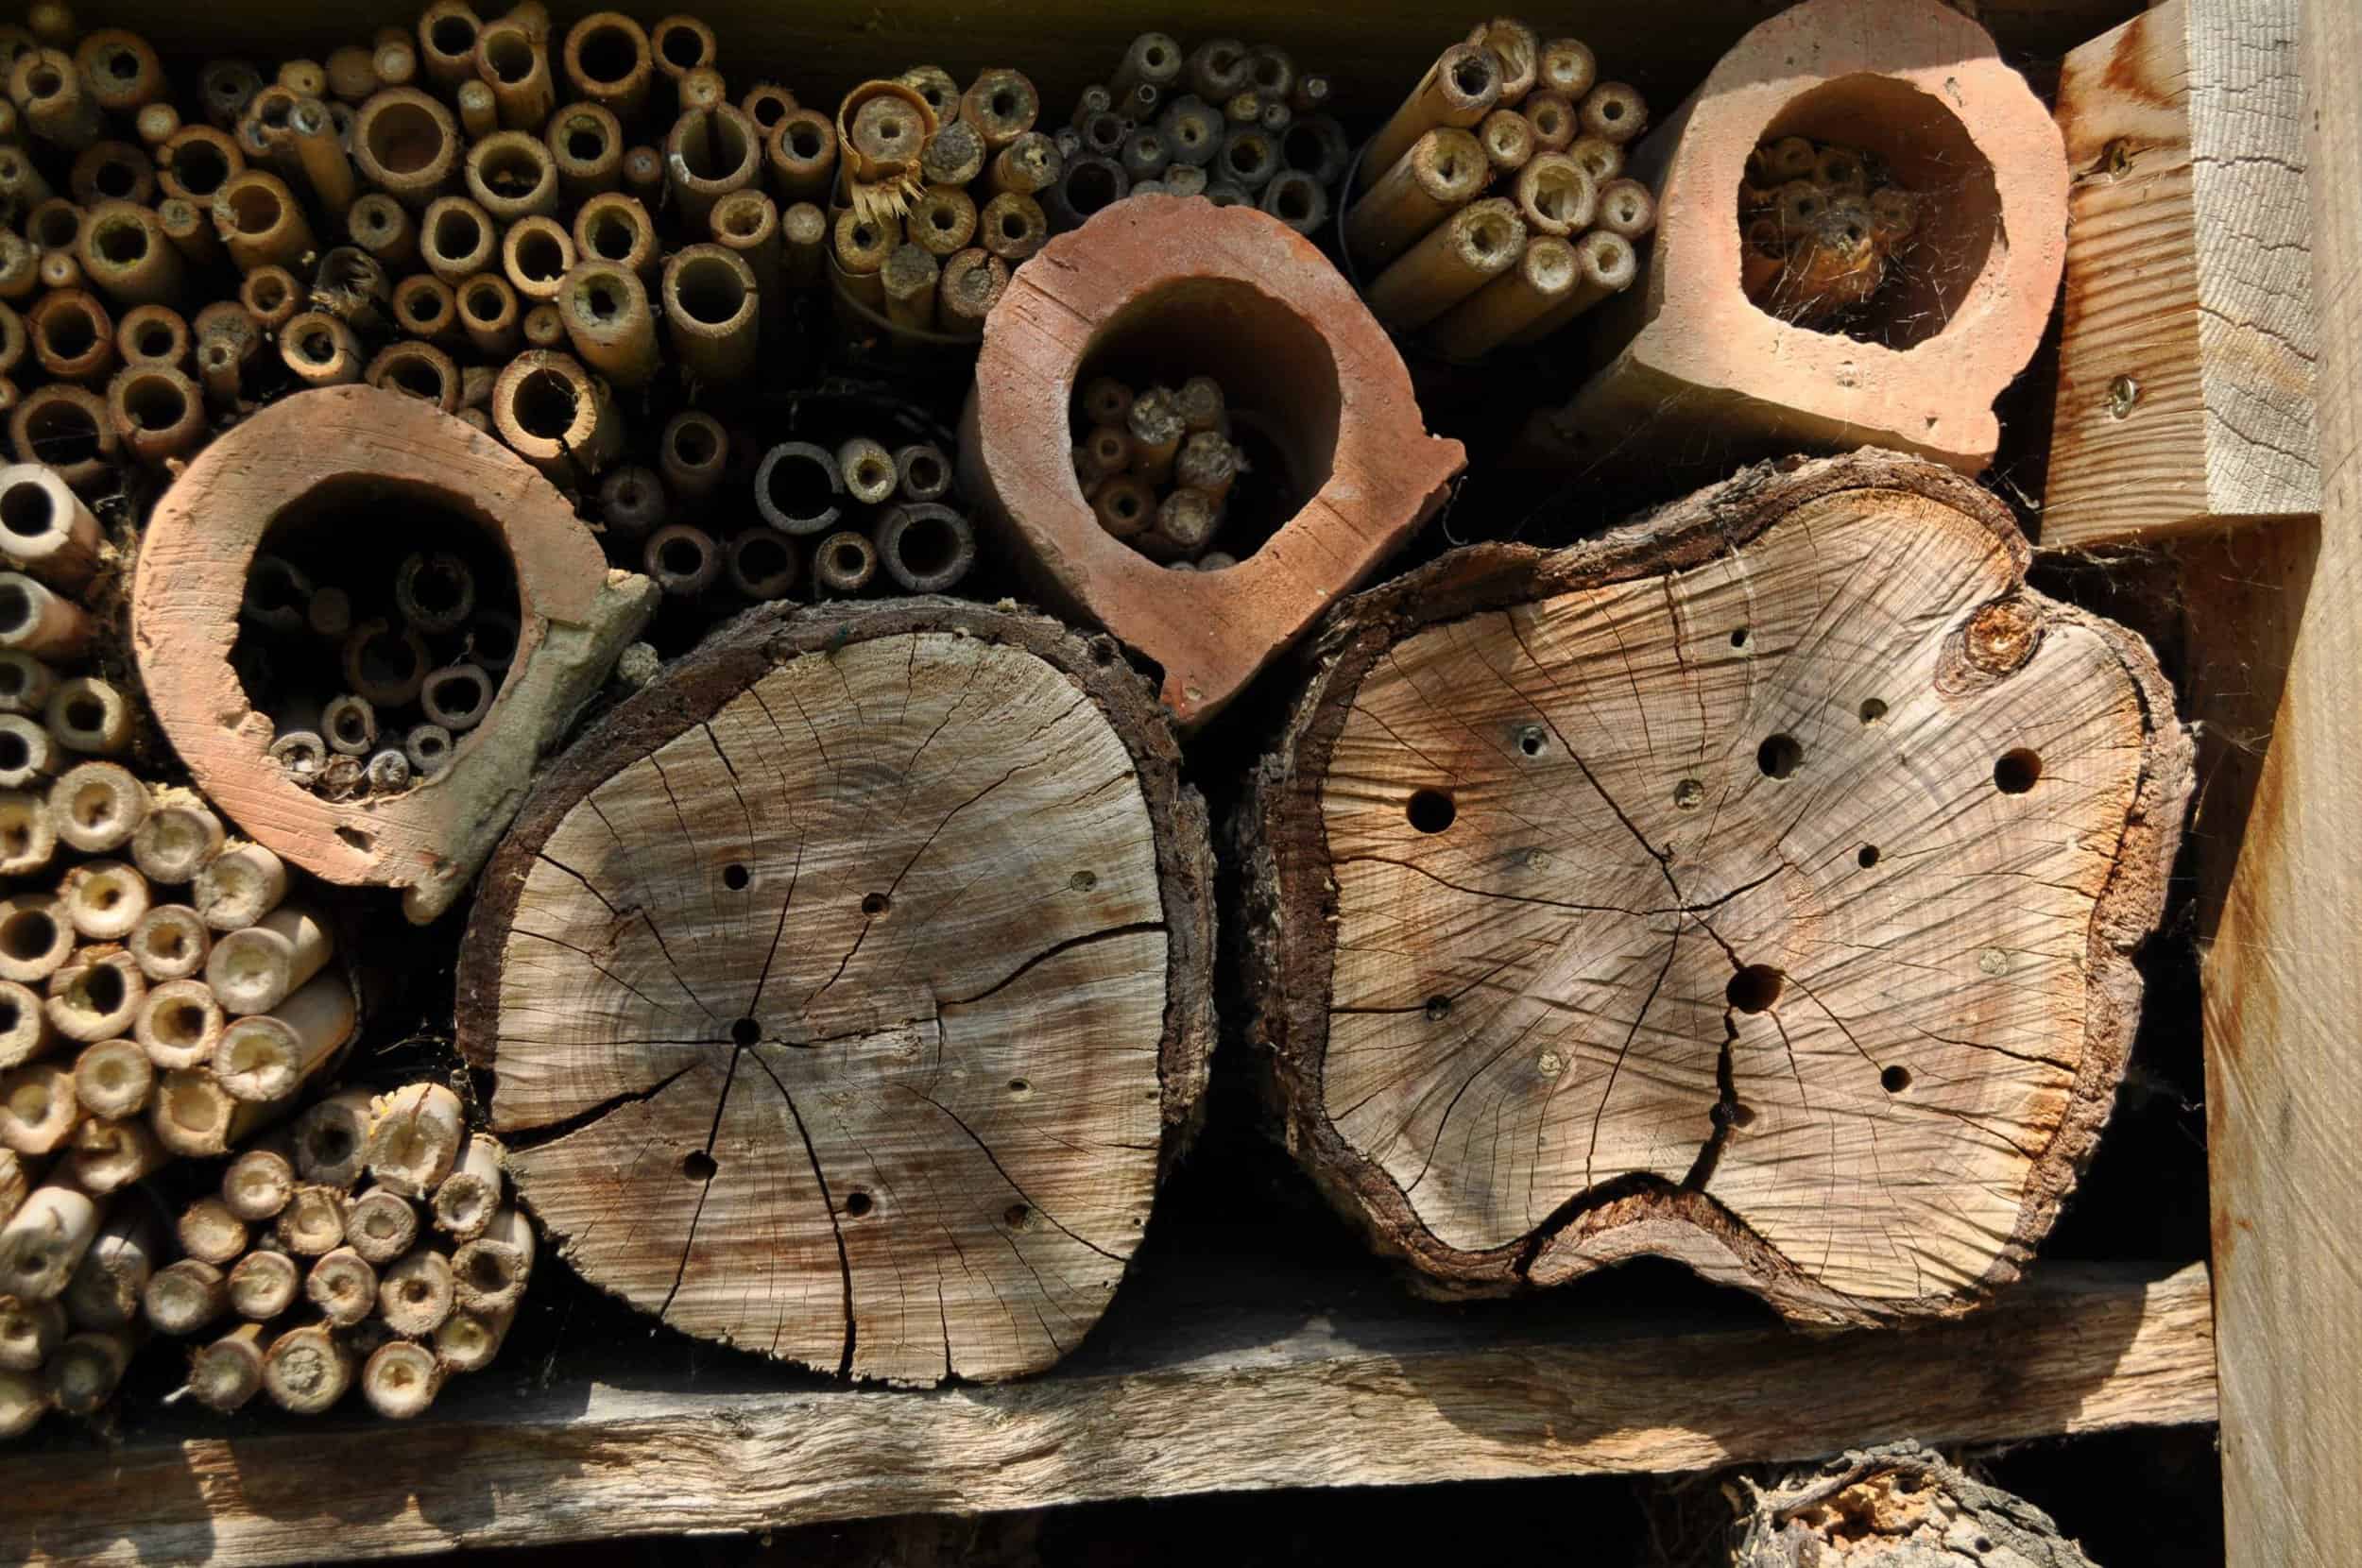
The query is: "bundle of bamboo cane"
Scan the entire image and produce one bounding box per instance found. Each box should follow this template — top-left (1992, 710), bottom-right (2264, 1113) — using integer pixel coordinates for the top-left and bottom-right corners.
top-left (1737, 134), bottom-right (1923, 330)
top-left (146, 1092), bottom-right (527, 1421)
top-left (1036, 34), bottom-right (1354, 246)
top-left (1342, 17), bottom-right (1658, 356)
top-left (1070, 373), bottom-right (1245, 570)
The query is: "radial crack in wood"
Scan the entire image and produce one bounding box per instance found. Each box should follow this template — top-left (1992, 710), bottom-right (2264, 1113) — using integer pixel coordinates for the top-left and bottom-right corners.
top-left (458, 601), bottom-right (1213, 1383)
top-left (1240, 452), bottom-right (2192, 1323)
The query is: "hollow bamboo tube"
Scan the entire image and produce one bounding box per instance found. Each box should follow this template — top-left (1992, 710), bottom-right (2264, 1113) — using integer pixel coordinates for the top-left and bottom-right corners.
top-left (906, 185), bottom-right (977, 258)
top-left (188, 1322), bottom-right (265, 1410)
top-left (596, 465), bottom-right (665, 543)
top-left (263, 1321), bottom-right (350, 1413)
top-left (277, 311), bottom-right (361, 389)
top-left (224, 1249), bottom-right (297, 1321)
top-left (323, 45), bottom-right (376, 104)
top-left (962, 68), bottom-right (1039, 152)
top-left (0, 1062), bottom-right (75, 1153)
top-left (10, 386), bottom-right (117, 494)
top-left (1466, 17), bottom-right (1540, 106)
top-left (473, 19), bottom-right (553, 129)
top-left (60, 861), bottom-right (145, 943)
top-left (0, 465), bottom-right (100, 594)
top-left (294, 1085), bottom-right (372, 1187)
top-left (494, 217), bottom-right (571, 308)
top-left (558, 260), bottom-right (659, 387)
top-left (222, 1145), bottom-right (294, 1221)
top-left (75, 200), bottom-right (181, 308)
top-left (937, 248), bottom-right (1006, 337)
top-left (12, 49), bottom-right (101, 152)
top-left (27, 290), bottom-right (113, 387)
top-left (1580, 82), bottom-right (1648, 145)
top-left (287, 97), bottom-right (354, 220)
top-left (346, 1187), bottom-right (419, 1264)
top-left (666, 105), bottom-right (759, 230)
top-left (49, 1326), bottom-right (136, 1414)
top-left (237, 264), bottom-right (301, 332)
top-left (812, 530), bottom-right (876, 596)
top-left (434, 1299), bottom-right (514, 1373)
top-left (726, 529), bottom-right (796, 602)
top-left (214, 972), bottom-right (352, 1103)
top-left (0, 714), bottom-right (40, 792)
top-left (831, 210), bottom-right (892, 307)
top-left (135, 979), bottom-right (222, 1070)
top-left (1125, 388), bottom-right (1185, 485)
top-left (642, 525), bottom-right (717, 598)
top-left (0, 1291), bottom-right (63, 1370)
top-left (1344, 128), bottom-right (1486, 272)
top-left (128, 906), bottom-right (208, 985)
top-left (1357, 43), bottom-right (1503, 195)
top-left (305, 1246), bottom-right (376, 1327)
top-left (781, 201), bottom-right (827, 285)
top-left (623, 144), bottom-right (661, 202)
top-left (1539, 38), bottom-right (1597, 100)
top-left (379, 1245), bottom-right (454, 1336)
top-left (1364, 197), bottom-right (1528, 330)
top-left (212, 171), bottom-right (311, 272)
top-left (351, 88), bottom-right (458, 208)
top-left (547, 103), bottom-right (623, 203)
top-left (64, 1205), bottom-right (155, 1328)
top-left (834, 438), bottom-right (896, 506)
top-left (44, 945), bottom-right (143, 1045)
top-left (464, 129), bottom-right (556, 223)
top-left (1090, 476), bottom-right (1154, 540)
top-left (367, 339), bottom-right (461, 410)
top-left (1594, 177), bottom-right (1657, 240)
top-left (454, 273), bottom-right (519, 359)
top-left (874, 504), bottom-right (974, 594)
top-left (156, 125), bottom-right (242, 206)
top-left (69, 1036), bottom-right (146, 1121)
top-left (560, 12), bottom-right (650, 121)
top-left (916, 115), bottom-right (981, 189)
top-left (359, 1337), bottom-right (441, 1419)
top-left (710, 192), bottom-right (782, 326)
top-left (1515, 152), bottom-right (1599, 239)
top-left (978, 192), bottom-right (1047, 264)
top-left (117, 303), bottom-right (189, 368)
top-left (0, 655), bottom-right (51, 721)
top-left (880, 242), bottom-right (939, 332)
top-left (0, 896), bottom-right (70, 987)
top-left (275, 1184), bottom-right (344, 1256)
top-left (0, 1183), bottom-right (100, 1297)
top-left (193, 841), bottom-right (286, 932)
top-left (0, 790), bottom-right (57, 880)
top-left (206, 904), bottom-right (332, 1017)
top-left (177, 1196), bottom-right (246, 1265)
top-left (572, 191), bottom-right (657, 280)
top-left (1478, 110), bottom-right (1536, 177)
top-left (419, 196), bottom-right (496, 283)
top-left (1426, 232), bottom-right (1581, 359)
top-left (989, 130), bottom-right (1061, 198)
top-left (1506, 227), bottom-right (1640, 344)
top-left (660, 244), bottom-right (758, 384)
top-left (367, 1082), bottom-right (466, 1197)
top-left (342, 189), bottom-right (416, 266)
top-left (108, 364), bottom-right (205, 462)
top-left (1566, 133), bottom-right (1622, 184)
top-left (65, 1112), bottom-right (164, 1194)
top-left (660, 412), bottom-right (727, 500)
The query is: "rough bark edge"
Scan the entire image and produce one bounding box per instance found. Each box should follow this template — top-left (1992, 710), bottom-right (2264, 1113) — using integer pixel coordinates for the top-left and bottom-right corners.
top-left (1236, 451), bottom-right (2194, 1326)
top-left (1727, 1440), bottom-right (2101, 1566)
top-left (454, 597), bottom-right (1219, 1192)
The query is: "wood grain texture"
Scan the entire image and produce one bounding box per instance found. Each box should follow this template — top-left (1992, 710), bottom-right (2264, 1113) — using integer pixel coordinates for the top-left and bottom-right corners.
top-left (2044, 0), bottom-right (2318, 548)
top-left (456, 601), bottom-right (1215, 1386)
top-left (2200, 0), bottom-right (2362, 1560)
top-left (1241, 453), bottom-right (2191, 1323)
top-left (0, 1260), bottom-right (2213, 1566)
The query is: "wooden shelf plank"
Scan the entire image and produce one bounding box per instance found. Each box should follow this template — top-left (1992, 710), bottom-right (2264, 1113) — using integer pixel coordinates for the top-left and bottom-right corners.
top-left (6, 1262), bottom-right (2212, 1566)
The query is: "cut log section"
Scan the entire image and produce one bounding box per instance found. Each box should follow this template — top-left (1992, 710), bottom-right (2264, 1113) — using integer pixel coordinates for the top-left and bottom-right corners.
top-left (457, 601), bottom-right (1214, 1383)
top-left (1239, 453), bottom-right (2191, 1324)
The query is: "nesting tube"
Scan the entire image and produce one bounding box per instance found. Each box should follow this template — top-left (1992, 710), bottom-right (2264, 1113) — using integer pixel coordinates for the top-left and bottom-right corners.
top-left (1506, 228), bottom-right (1639, 345)
top-left (660, 245), bottom-right (758, 384)
top-left (0, 465), bottom-right (101, 594)
top-left (135, 978), bottom-right (222, 1069)
top-left (1358, 43), bottom-right (1504, 195)
top-left (559, 12), bottom-right (650, 120)
top-left (346, 1188), bottom-right (419, 1264)
top-left (753, 441), bottom-right (842, 536)
top-left (225, 1250), bottom-right (298, 1321)
top-left (366, 1081), bottom-right (467, 1197)
top-left (1426, 233), bottom-right (1581, 360)
top-left (1364, 196), bottom-right (1528, 330)
top-left (875, 504), bottom-right (974, 594)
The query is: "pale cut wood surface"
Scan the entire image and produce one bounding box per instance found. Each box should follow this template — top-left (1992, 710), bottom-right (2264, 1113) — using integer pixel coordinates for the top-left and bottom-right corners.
top-left (2044, 0), bottom-right (2318, 548)
top-left (0, 1260), bottom-right (2213, 1567)
top-left (461, 604), bottom-right (1211, 1387)
top-left (2199, 0), bottom-right (2362, 1560)
top-left (1244, 454), bottom-right (2191, 1324)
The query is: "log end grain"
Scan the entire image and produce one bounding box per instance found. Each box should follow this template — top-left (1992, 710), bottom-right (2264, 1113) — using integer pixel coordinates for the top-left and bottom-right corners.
top-left (1238, 451), bottom-right (2192, 1325)
top-left (456, 600), bottom-right (1215, 1383)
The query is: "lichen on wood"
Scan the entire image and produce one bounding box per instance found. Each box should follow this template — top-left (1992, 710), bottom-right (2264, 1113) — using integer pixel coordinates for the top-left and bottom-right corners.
top-left (457, 600), bottom-right (1214, 1384)
top-left (1239, 452), bottom-right (2192, 1324)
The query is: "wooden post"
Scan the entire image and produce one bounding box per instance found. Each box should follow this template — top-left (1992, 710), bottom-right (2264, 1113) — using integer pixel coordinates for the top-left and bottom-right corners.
top-left (456, 602), bottom-right (1214, 1384)
top-left (1237, 452), bottom-right (2190, 1321)
top-left (2200, 1), bottom-right (2362, 1560)
top-left (2042, 0), bottom-right (2318, 548)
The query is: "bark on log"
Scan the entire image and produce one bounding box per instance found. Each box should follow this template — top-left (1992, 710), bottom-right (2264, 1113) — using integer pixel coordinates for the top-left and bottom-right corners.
top-left (457, 600), bottom-right (1214, 1383)
top-left (1238, 452), bottom-right (2191, 1324)
top-left (1729, 1440), bottom-right (2099, 1566)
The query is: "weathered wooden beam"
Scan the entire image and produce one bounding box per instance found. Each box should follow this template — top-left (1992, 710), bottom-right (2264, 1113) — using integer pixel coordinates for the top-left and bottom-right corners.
top-left (2043, 0), bottom-right (2318, 548)
top-left (2200, 0), bottom-right (2362, 1561)
top-left (0, 1260), bottom-right (2211, 1565)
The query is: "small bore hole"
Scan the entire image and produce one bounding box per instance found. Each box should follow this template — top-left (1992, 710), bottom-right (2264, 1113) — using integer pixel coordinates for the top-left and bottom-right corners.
top-left (681, 1150), bottom-right (716, 1180)
top-left (861, 892), bottom-right (890, 917)
top-left (1858, 698), bottom-right (1888, 725)
top-left (1726, 964), bottom-right (1784, 1014)
top-left (845, 1190), bottom-right (874, 1218)
top-left (730, 1016), bottom-right (759, 1045)
top-left (1857, 844), bottom-right (1880, 869)
top-left (1756, 734), bottom-right (1803, 779)
top-left (723, 862), bottom-right (748, 890)
top-left (1994, 749), bottom-right (2042, 793)
top-left (1881, 1065), bottom-right (1911, 1094)
top-left (1406, 789), bottom-right (1456, 833)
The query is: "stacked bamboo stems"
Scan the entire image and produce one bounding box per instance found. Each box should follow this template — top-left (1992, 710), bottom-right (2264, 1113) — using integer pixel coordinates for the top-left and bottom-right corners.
top-left (150, 1090), bottom-right (528, 1420)
top-left (1342, 17), bottom-right (1657, 356)
top-left (1071, 373), bottom-right (1246, 570)
top-left (1033, 33), bottom-right (1354, 246)
top-left (1736, 134), bottom-right (1924, 331)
